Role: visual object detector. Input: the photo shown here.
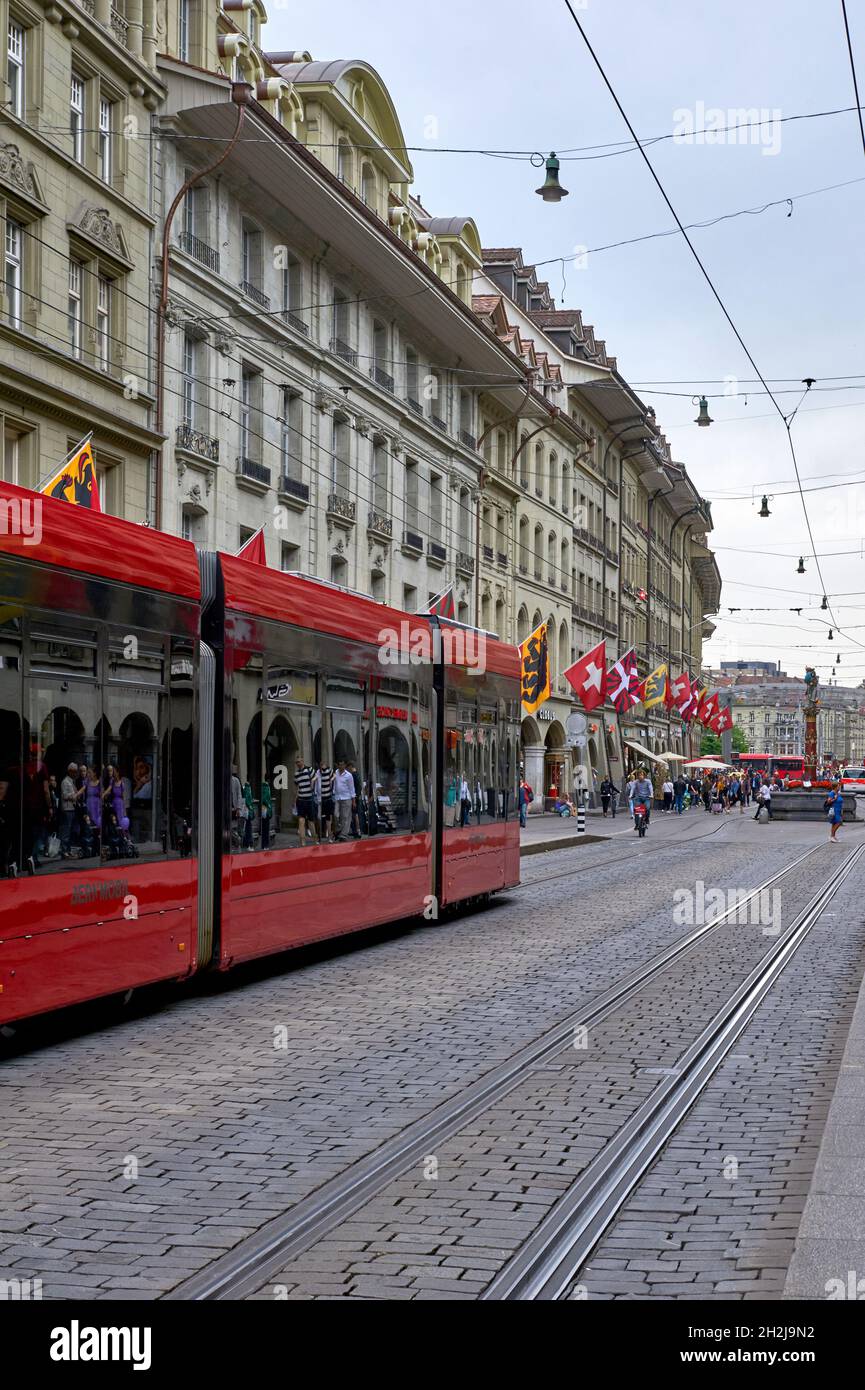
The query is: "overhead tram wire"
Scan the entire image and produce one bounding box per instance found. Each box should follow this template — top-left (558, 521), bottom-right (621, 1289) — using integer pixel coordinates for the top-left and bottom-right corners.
top-left (841, 0), bottom-right (865, 160)
top-left (559, 0), bottom-right (845, 643)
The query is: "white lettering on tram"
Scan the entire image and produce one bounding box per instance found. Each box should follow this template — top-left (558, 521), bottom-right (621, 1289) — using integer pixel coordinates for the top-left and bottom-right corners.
top-left (0, 495), bottom-right (42, 545)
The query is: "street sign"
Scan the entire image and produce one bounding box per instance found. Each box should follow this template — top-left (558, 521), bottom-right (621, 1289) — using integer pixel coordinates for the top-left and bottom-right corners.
top-left (567, 711), bottom-right (588, 737)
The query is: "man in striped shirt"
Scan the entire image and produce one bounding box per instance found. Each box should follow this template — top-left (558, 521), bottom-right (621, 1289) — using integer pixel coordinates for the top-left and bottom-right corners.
top-left (294, 755), bottom-right (319, 846)
top-left (318, 761), bottom-right (335, 842)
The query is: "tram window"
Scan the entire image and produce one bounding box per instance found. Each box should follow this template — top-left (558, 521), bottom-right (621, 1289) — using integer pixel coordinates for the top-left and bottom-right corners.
top-left (412, 683), bottom-right (431, 832)
top-left (257, 666), bottom-right (320, 852)
top-left (0, 629), bottom-right (22, 879)
top-left (108, 635), bottom-right (165, 687)
top-left (30, 628), bottom-right (97, 678)
top-left (103, 685), bottom-right (166, 861)
top-left (325, 675), bottom-right (365, 839)
top-left (443, 695), bottom-right (460, 829)
top-left (168, 640), bottom-right (195, 857)
top-left (27, 676), bottom-right (103, 871)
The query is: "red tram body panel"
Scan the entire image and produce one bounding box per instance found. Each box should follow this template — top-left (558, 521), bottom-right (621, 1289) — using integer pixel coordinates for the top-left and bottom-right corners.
top-left (0, 484), bottom-right (523, 1025)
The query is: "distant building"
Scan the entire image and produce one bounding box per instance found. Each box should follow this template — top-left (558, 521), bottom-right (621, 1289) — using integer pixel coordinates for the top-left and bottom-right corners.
top-left (721, 660), bottom-right (783, 677)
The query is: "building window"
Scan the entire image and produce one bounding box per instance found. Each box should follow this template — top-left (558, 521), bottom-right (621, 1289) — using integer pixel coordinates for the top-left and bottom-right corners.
top-left (371, 438), bottom-right (388, 514)
top-left (179, 0), bottom-right (190, 61)
top-left (281, 254), bottom-right (302, 314)
top-left (182, 333), bottom-right (199, 428)
top-left (331, 554), bottom-right (348, 586)
top-left (240, 367), bottom-right (261, 462)
top-left (241, 221), bottom-right (263, 295)
top-left (405, 458), bottom-right (419, 533)
top-left (332, 414), bottom-right (350, 496)
top-left (337, 138), bottom-right (352, 186)
top-left (281, 542), bottom-right (300, 572)
top-left (96, 275), bottom-right (111, 371)
top-left (68, 260), bottom-right (82, 358)
top-left (5, 219), bottom-right (22, 328)
top-left (280, 389), bottom-right (303, 482)
top-left (403, 584), bottom-right (417, 613)
top-left (70, 73), bottom-right (85, 164)
top-left (7, 22), bottom-right (24, 119)
top-left (99, 98), bottom-right (113, 182)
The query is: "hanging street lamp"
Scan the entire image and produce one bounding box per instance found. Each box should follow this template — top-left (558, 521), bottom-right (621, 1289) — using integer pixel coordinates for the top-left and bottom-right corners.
top-left (758, 495), bottom-right (771, 518)
top-left (694, 395), bottom-right (713, 427)
top-left (535, 153), bottom-right (569, 203)
top-left (797, 556), bottom-right (806, 574)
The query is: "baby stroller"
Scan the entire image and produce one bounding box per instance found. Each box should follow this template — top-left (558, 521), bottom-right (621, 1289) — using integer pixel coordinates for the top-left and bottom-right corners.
top-left (104, 808), bottom-right (139, 860)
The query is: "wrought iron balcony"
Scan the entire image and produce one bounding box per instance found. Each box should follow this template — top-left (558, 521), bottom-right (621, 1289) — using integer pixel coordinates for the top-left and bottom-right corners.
top-left (178, 232), bottom-right (220, 273)
top-left (497, 551), bottom-right (508, 568)
top-left (369, 364), bottom-right (394, 393)
top-left (407, 396), bottom-right (423, 417)
top-left (330, 337), bottom-right (358, 366)
top-left (367, 510), bottom-right (393, 537)
top-left (236, 456), bottom-right (270, 486)
top-left (428, 540), bottom-right (447, 562)
top-left (482, 545), bottom-right (493, 562)
top-left (240, 281), bottom-right (271, 310)
top-left (279, 476), bottom-right (309, 504)
top-left (281, 309), bottom-right (309, 336)
top-left (176, 423), bottom-right (218, 462)
top-left (327, 493), bottom-right (356, 522)
top-left (431, 414), bottom-right (448, 434)
top-left (460, 429), bottom-right (477, 450)
top-left (456, 550), bottom-right (475, 575)
top-left (403, 529), bottom-right (423, 552)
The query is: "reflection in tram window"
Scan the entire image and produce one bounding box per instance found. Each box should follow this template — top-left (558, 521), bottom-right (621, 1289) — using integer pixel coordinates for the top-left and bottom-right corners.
top-left (1, 619), bottom-right (195, 877)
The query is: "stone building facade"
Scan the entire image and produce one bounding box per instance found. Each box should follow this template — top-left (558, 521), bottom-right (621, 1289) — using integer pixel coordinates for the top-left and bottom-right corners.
top-left (0, 0), bottom-right (163, 515)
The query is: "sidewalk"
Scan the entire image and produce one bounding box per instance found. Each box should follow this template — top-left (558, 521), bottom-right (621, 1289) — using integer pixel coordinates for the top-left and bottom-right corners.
top-left (519, 810), bottom-right (610, 856)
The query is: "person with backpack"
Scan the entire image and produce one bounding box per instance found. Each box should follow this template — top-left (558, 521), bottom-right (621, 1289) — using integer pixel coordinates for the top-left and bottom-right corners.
top-left (754, 781), bottom-right (774, 821)
top-left (519, 777), bottom-right (534, 827)
top-left (600, 777), bottom-right (615, 818)
top-left (672, 774), bottom-right (687, 815)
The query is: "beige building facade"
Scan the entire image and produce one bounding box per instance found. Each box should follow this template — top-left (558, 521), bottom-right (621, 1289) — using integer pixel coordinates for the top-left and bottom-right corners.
top-left (0, 0), bottom-right (163, 515)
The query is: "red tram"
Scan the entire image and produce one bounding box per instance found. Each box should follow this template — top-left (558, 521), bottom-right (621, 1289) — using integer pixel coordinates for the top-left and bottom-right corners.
top-left (0, 482), bottom-right (521, 1024)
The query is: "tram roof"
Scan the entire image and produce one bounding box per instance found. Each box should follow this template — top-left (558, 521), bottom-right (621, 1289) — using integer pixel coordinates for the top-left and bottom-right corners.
top-left (0, 482), bottom-right (201, 601)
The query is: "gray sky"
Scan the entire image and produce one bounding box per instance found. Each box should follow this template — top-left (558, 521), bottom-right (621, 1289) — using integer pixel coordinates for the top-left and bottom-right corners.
top-left (267, 0), bottom-right (865, 686)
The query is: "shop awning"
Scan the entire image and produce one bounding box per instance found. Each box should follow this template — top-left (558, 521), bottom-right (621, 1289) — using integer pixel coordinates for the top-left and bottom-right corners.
top-left (624, 740), bottom-right (668, 764)
top-left (658, 750), bottom-right (687, 760)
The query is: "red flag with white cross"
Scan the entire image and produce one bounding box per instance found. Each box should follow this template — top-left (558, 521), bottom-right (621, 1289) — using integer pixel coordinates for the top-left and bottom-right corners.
top-left (564, 641), bottom-right (607, 712)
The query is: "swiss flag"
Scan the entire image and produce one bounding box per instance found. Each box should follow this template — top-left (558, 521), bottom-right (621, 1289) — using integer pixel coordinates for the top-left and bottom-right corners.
top-left (698, 689), bottom-right (719, 725)
top-left (564, 641), bottom-right (607, 712)
top-left (681, 676), bottom-right (701, 722)
top-left (712, 705), bottom-right (733, 735)
top-left (670, 671), bottom-right (692, 712)
top-left (236, 527), bottom-right (267, 565)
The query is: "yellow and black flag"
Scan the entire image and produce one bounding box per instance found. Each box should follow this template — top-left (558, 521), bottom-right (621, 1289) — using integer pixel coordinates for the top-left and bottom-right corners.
top-left (39, 434), bottom-right (101, 512)
top-left (520, 622), bottom-right (550, 715)
top-left (639, 662), bottom-right (668, 710)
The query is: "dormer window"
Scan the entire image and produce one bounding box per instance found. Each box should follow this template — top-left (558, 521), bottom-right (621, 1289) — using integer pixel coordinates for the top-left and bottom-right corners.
top-left (337, 138), bottom-right (353, 187)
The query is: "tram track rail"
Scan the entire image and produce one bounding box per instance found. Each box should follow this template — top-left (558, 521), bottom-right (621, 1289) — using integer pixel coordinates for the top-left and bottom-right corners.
top-left (513, 813), bottom-right (728, 893)
top-left (483, 841), bottom-right (865, 1300)
top-left (166, 840), bottom-right (825, 1301)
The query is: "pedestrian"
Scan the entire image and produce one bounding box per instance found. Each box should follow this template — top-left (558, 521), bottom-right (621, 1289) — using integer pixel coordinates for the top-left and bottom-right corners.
top-left (348, 760), bottom-right (363, 837)
top-left (600, 776), bottom-right (614, 817)
top-left (333, 758), bottom-right (355, 842)
top-left (459, 773), bottom-right (472, 827)
top-left (754, 781), bottom-right (774, 821)
top-left (294, 754), bottom-right (320, 845)
top-left (318, 761), bottom-right (335, 842)
top-left (518, 776), bottom-right (533, 828)
top-left (59, 761), bottom-right (78, 859)
top-left (260, 777), bottom-right (272, 849)
top-left (661, 776), bottom-right (674, 813)
top-left (673, 774), bottom-right (686, 815)
top-left (625, 774), bottom-right (636, 818)
top-left (825, 781), bottom-right (844, 841)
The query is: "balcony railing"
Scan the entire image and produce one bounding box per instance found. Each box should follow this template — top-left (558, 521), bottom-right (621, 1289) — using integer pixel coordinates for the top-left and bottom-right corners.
top-left (241, 281), bottom-right (271, 309)
top-left (330, 336), bottom-right (358, 367)
top-left (176, 423), bottom-right (218, 462)
top-left (407, 396), bottom-right (423, 417)
top-left (403, 529), bottom-right (423, 552)
top-left (237, 456), bottom-right (270, 486)
top-left (281, 309), bottom-right (309, 336)
top-left (368, 510), bottom-right (393, 537)
top-left (431, 414), bottom-right (448, 434)
top-left (279, 476), bottom-right (309, 503)
top-left (110, 8), bottom-right (129, 46)
top-left (456, 550), bottom-right (475, 575)
top-left (370, 365), bottom-right (394, 393)
top-left (327, 493), bottom-right (356, 522)
top-left (178, 231), bottom-right (220, 273)
top-left (428, 540), bottom-right (447, 562)
top-left (497, 551), bottom-right (508, 568)
top-left (482, 545), bottom-right (493, 562)
top-left (460, 429), bottom-right (477, 450)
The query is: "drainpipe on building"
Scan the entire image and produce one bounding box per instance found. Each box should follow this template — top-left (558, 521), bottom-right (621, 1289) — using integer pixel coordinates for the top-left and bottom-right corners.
top-left (155, 83), bottom-right (251, 532)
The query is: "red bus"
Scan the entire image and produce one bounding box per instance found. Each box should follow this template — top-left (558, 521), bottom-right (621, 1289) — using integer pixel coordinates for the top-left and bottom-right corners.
top-left (732, 752), bottom-right (804, 781)
top-left (0, 482), bottom-right (521, 1024)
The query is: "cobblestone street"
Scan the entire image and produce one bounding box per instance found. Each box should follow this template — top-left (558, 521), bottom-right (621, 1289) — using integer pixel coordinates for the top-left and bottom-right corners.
top-left (2, 814), bottom-right (864, 1301)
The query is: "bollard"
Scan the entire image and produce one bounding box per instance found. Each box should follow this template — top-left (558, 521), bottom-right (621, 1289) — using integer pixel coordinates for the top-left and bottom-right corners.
top-left (577, 801), bottom-right (586, 835)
